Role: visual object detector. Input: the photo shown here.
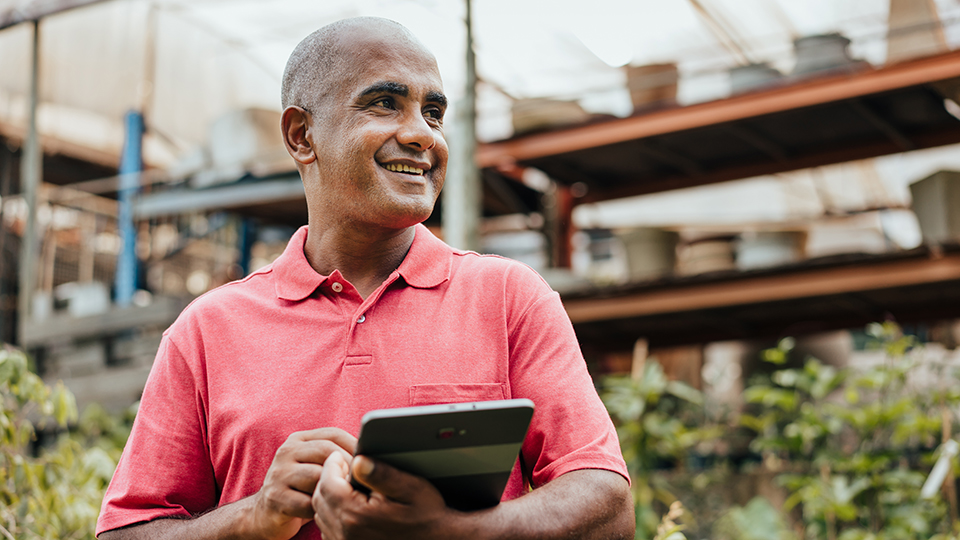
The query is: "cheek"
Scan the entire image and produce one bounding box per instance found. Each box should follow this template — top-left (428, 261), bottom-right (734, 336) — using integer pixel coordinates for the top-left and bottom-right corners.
top-left (432, 162), bottom-right (447, 193)
top-left (433, 138), bottom-right (449, 179)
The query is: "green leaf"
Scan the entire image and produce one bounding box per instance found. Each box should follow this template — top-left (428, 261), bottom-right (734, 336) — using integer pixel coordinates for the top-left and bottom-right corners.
top-left (713, 497), bottom-right (794, 540)
top-left (763, 348), bottom-right (788, 365)
top-left (51, 383), bottom-right (78, 427)
top-left (665, 381), bottom-right (703, 405)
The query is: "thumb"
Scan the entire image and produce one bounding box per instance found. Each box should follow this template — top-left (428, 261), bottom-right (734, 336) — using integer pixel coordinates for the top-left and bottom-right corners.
top-left (351, 456), bottom-right (429, 504)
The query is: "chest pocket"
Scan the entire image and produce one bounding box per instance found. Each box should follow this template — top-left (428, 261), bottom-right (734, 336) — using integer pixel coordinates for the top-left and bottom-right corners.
top-left (409, 383), bottom-right (507, 406)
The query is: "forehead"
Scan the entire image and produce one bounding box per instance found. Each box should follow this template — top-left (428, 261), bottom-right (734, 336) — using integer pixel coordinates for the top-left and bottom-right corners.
top-left (330, 30), bottom-right (443, 97)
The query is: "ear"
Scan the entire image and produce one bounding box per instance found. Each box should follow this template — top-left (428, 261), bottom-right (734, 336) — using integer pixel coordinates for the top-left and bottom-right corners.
top-left (281, 106), bottom-right (317, 165)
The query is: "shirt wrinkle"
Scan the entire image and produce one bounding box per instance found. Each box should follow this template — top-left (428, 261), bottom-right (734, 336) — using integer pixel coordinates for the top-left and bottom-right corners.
top-left (164, 335), bottom-right (211, 457)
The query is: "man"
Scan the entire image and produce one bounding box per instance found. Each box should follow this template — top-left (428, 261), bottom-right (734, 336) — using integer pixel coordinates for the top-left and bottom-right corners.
top-left (97, 17), bottom-right (633, 540)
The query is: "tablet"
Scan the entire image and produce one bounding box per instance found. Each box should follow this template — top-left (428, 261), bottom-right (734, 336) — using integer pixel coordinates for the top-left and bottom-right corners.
top-left (352, 398), bottom-right (534, 511)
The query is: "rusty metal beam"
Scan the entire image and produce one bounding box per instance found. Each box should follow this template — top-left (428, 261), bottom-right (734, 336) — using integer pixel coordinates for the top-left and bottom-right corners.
top-left (848, 98), bottom-right (915, 151)
top-left (635, 140), bottom-right (703, 177)
top-left (562, 251), bottom-right (960, 324)
top-left (575, 126), bottom-right (960, 202)
top-left (723, 123), bottom-right (789, 161)
top-left (477, 49), bottom-right (960, 168)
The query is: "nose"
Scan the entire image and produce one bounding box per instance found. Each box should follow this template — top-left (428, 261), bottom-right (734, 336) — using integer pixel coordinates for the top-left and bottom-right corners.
top-left (396, 110), bottom-right (436, 151)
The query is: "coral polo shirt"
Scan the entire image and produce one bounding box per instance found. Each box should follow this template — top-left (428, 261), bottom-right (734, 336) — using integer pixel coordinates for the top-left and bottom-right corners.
top-left (97, 224), bottom-right (628, 538)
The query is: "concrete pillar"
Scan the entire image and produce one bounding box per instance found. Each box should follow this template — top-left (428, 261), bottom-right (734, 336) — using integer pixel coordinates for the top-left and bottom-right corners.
top-left (442, 0), bottom-right (481, 252)
top-left (17, 20), bottom-right (42, 344)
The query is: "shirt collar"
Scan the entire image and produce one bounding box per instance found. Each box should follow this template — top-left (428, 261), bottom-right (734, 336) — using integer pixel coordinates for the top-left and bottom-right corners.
top-left (273, 224), bottom-right (450, 301)
top-left (396, 224), bottom-right (451, 289)
top-left (273, 226), bottom-right (328, 301)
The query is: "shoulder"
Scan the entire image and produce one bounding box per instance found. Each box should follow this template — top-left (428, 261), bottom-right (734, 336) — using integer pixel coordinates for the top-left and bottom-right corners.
top-left (408, 225), bottom-right (553, 299)
top-left (446, 250), bottom-right (557, 312)
top-left (453, 250), bottom-right (547, 283)
top-left (167, 263), bottom-right (276, 335)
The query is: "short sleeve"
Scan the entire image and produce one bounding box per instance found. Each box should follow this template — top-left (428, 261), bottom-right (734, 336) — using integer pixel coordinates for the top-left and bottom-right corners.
top-left (504, 268), bottom-right (629, 489)
top-left (96, 334), bottom-right (217, 535)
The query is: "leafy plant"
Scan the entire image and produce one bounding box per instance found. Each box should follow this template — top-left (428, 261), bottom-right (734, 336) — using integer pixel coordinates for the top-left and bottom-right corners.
top-left (602, 358), bottom-right (722, 539)
top-left (713, 496), bottom-right (796, 540)
top-left (0, 344), bottom-right (131, 540)
top-left (653, 500), bottom-right (688, 540)
top-left (741, 323), bottom-right (960, 540)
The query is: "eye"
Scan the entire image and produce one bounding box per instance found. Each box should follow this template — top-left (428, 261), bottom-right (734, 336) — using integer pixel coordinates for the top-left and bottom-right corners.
top-left (372, 97), bottom-right (395, 109)
top-left (424, 106), bottom-right (444, 122)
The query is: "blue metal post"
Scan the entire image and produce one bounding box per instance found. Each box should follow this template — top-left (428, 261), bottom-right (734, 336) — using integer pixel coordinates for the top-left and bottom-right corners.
top-left (115, 111), bottom-right (144, 307)
top-left (239, 217), bottom-right (257, 277)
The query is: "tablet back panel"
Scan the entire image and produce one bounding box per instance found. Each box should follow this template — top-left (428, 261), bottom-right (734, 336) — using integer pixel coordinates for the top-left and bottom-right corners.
top-left (355, 399), bottom-right (534, 511)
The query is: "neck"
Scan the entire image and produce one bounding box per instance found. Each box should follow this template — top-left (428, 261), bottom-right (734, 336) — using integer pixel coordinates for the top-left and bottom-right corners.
top-left (303, 220), bottom-right (416, 299)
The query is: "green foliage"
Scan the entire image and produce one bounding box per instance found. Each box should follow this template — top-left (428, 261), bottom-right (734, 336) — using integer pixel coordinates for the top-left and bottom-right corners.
top-left (653, 501), bottom-right (688, 540)
top-left (741, 322), bottom-right (960, 540)
top-left (0, 345), bottom-right (132, 540)
top-left (713, 496), bottom-right (797, 540)
top-left (602, 359), bottom-right (722, 539)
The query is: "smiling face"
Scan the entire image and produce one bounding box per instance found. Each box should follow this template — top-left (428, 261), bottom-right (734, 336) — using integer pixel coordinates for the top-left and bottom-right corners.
top-left (299, 24), bottom-right (448, 233)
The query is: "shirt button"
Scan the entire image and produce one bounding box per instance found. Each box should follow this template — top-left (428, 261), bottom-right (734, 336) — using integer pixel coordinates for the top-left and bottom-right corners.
top-left (357, 314), bottom-right (366, 324)
top-left (331, 282), bottom-right (343, 293)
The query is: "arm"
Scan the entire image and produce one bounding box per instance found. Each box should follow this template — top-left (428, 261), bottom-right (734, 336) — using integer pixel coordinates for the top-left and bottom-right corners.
top-left (99, 428), bottom-right (356, 540)
top-left (313, 453), bottom-right (635, 540)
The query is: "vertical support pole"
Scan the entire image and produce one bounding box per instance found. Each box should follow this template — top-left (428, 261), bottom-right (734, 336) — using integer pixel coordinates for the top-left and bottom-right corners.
top-left (442, 0), bottom-right (481, 251)
top-left (542, 182), bottom-right (574, 268)
top-left (238, 217), bottom-right (256, 276)
top-left (0, 143), bottom-right (11, 343)
top-left (555, 184), bottom-right (574, 268)
top-left (114, 111), bottom-right (144, 307)
top-left (17, 20), bottom-right (42, 344)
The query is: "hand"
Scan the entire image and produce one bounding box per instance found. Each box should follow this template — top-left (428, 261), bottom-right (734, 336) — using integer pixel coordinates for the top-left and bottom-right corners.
top-left (313, 453), bottom-right (452, 540)
top-left (246, 428), bottom-right (357, 540)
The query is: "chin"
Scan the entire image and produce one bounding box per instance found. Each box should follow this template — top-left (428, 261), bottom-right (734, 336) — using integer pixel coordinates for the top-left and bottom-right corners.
top-left (382, 195), bottom-right (437, 226)
top-left (377, 206), bottom-right (435, 230)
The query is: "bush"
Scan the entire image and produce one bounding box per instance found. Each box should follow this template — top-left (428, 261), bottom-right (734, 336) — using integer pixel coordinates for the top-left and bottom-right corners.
top-left (741, 323), bottom-right (960, 539)
top-left (0, 345), bottom-right (132, 539)
top-left (603, 323), bottom-right (960, 540)
top-left (602, 358), bottom-right (723, 539)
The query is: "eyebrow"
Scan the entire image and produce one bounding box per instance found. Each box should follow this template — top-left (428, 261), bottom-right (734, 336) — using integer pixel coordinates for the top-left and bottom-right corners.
top-left (426, 90), bottom-right (448, 108)
top-left (358, 81), bottom-right (447, 108)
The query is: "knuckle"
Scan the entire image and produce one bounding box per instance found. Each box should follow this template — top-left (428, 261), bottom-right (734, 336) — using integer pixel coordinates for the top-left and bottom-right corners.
top-left (342, 513), bottom-right (363, 531)
top-left (318, 480), bottom-right (336, 498)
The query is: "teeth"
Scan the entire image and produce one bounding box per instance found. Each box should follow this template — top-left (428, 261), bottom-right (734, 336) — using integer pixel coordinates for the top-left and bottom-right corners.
top-left (384, 163), bottom-right (424, 175)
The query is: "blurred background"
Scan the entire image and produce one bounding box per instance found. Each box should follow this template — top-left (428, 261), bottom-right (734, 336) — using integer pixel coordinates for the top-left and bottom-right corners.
top-left (3, 0), bottom-right (960, 538)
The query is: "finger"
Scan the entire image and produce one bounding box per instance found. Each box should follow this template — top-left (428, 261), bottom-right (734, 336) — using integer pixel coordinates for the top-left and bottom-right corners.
top-left (292, 428), bottom-right (358, 454)
top-left (351, 456), bottom-right (430, 504)
top-left (288, 439), bottom-right (355, 466)
top-left (316, 452), bottom-right (354, 502)
top-left (282, 463), bottom-right (324, 494)
top-left (312, 453), bottom-right (352, 539)
top-left (268, 486), bottom-right (317, 520)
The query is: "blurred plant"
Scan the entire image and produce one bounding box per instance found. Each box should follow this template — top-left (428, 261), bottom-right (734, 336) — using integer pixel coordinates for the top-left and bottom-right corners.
top-left (0, 344), bottom-right (133, 539)
top-left (653, 500), bottom-right (687, 540)
top-left (713, 496), bottom-right (797, 540)
top-left (602, 358), bottom-right (723, 539)
top-left (741, 322), bottom-right (960, 540)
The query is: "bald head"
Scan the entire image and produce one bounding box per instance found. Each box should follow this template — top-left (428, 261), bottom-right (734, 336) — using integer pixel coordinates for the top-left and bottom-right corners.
top-left (281, 17), bottom-right (435, 112)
